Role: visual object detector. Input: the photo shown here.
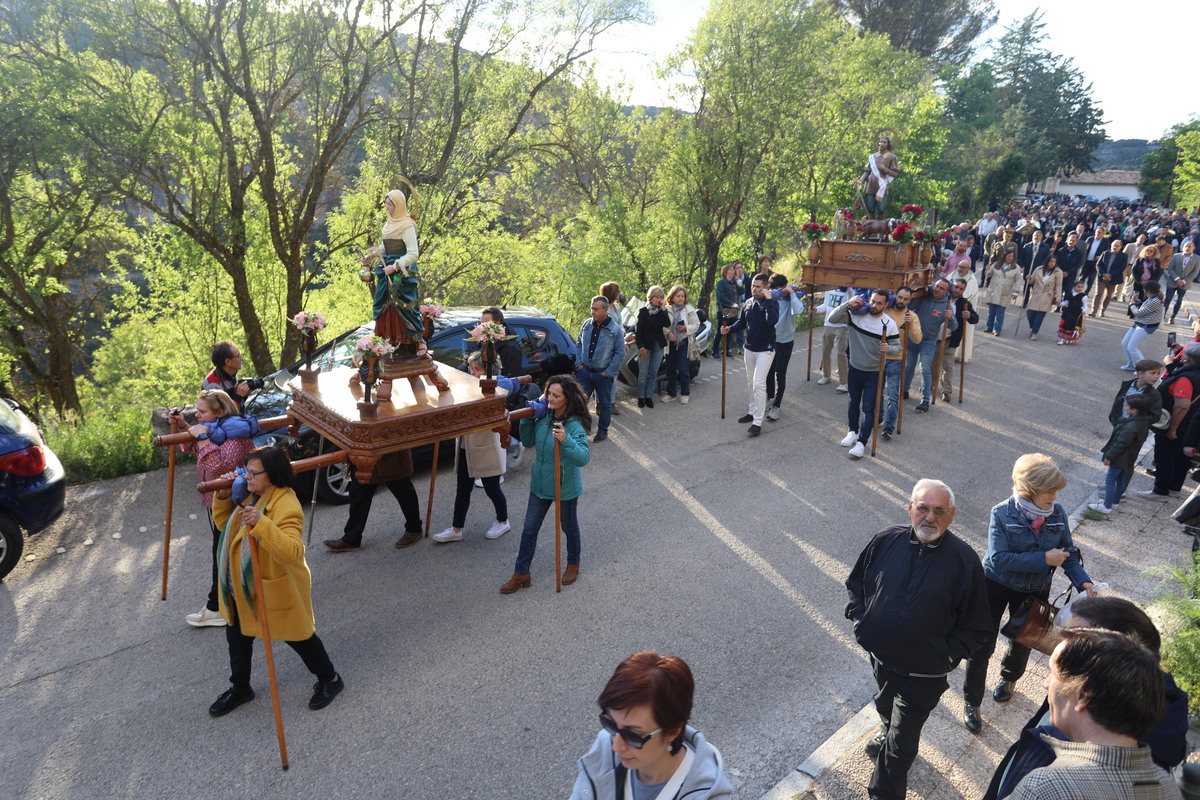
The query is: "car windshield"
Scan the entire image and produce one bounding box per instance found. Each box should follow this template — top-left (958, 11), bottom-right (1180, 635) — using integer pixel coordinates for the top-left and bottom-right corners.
top-left (0, 402), bottom-right (19, 434)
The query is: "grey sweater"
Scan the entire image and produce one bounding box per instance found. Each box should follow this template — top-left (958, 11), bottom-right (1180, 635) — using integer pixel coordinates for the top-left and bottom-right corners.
top-left (828, 302), bottom-right (901, 371)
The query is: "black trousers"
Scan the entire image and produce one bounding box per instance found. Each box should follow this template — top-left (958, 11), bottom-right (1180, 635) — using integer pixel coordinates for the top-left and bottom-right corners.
top-left (206, 508), bottom-right (220, 612)
top-left (452, 449), bottom-right (507, 529)
top-left (868, 659), bottom-right (948, 800)
top-left (962, 578), bottom-right (1049, 705)
top-left (1153, 432), bottom-right (1189, 495)
top-left (226, 619), bottom-right (336, 689)
top-left (342, 476), bottom-right (421, 545)
top-left (765, 340), bottom-right (795, 408)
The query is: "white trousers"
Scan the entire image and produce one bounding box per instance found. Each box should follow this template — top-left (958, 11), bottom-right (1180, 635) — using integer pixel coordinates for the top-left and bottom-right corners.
top-left (744, 348), bottom-right (776, 425)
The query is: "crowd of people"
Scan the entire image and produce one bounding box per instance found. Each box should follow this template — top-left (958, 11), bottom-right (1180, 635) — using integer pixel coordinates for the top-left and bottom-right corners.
top-left (163, 189), bottom-right (1200, 798)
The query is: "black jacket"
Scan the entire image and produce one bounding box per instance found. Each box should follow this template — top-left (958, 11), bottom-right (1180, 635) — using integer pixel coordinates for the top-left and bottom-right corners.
top-left (946, 296), bottom-right (978, 349)
top-left (845, 525), bottom-right (991, 677)
top-left (1020, 241), bottom-right (1050, 274)
top-left (1096, 250), bottom-right (1128, 284)
top-left (1109, 377), bottom-right (1163, 427)
top-left (633, 305), bottom-right (670, 351)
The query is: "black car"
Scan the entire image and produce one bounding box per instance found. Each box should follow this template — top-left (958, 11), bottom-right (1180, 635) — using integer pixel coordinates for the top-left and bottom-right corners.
top-left (0, 399), bottom-right (66, 580)
top-left (243, 306), bottom-right (577, 503)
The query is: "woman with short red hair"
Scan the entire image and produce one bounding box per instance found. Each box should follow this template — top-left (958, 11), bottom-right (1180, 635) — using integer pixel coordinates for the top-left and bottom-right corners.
top-left (570, 650), bottom-right (732, 799)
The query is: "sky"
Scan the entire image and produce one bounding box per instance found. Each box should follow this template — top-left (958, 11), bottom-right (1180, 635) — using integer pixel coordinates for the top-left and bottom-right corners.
top-left (587, 0), bottom-right (1199, 142)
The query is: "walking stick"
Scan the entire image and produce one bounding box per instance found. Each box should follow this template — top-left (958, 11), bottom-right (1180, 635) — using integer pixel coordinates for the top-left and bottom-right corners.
top-left (806, 285), bottom-right (815, 380)
top-left (871, 318), bottom-right (888, 457)
top-left (424, 440), bottom-right (440, 537)
top-left (161, 416), bottom-right (178, 600)
top-left (554, 438), bottom-right (562, 594)
top-left (720, 334), bottom-right (727, 419)
top-left (958, 343), bottom-right (966, 404)
top-left (930, 295), bottom-right (953, 406)
top-left (246, 529), bottom-right (289, 770)
top-left (896, 329), bottom-right (909, 435)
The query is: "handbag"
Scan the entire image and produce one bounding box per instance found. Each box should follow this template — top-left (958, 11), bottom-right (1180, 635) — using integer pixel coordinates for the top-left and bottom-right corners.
top-left (1000, 584), bottom-right (1075, 655)
top-left (1173, 485), bottom-right (1200, 527)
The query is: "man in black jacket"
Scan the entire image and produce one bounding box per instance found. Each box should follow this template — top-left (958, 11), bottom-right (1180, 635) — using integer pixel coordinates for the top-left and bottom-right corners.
top-left (1091, 239), bottom-right (1128, 317)
top-left (846, 479), bottom-right (991, 800)
top-left (1056, 234), bottom-right (1084, 292)
top-left (937, 279), bottom-right (979, 402)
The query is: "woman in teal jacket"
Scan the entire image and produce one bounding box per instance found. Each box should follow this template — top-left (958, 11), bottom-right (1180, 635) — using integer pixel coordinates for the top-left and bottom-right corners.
top-left (501, 375), bottom-right (592, 593)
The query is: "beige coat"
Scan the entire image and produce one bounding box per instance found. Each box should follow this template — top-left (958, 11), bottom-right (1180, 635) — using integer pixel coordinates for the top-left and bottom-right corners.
top-left (455, 430), bottom-right (505, 478)
top-left (1026, 266), bottom-right (1062, 313)
top-left (982, 264), bottom-right (1025, 306)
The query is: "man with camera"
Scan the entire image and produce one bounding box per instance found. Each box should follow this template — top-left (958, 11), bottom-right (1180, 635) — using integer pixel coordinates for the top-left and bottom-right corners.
top-left (203, 341), bottom-right (264, 414)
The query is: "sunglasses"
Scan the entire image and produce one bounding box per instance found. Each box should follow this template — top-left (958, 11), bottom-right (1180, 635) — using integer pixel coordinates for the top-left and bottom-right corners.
top-left (598, 712), bottom-right (662, 750)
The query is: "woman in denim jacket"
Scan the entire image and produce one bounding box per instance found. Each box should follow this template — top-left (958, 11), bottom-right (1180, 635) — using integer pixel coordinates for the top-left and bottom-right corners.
top-left (960, 454), bottom-right (1095, 735)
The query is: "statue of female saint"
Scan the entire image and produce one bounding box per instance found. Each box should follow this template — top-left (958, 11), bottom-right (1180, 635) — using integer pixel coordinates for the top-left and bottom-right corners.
top-left (361, 189), bottom-right (424, 353)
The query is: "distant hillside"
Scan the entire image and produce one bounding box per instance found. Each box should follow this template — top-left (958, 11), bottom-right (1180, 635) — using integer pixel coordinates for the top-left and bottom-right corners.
top-left (1091, 139), bottom-right (1159, 171)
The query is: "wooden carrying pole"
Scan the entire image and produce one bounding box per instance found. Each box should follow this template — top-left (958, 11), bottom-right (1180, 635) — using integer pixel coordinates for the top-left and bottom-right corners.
top-left (246, 530), bottom-right (289, 770)
top-left (929, 295), bottom-right (953, 406)
top-left (161, 417), bottom-right (178, 600)
top-left (554, 439), bottom-right (562, 594)
top-left (871, 318), bottom-right (888, 457)
top-left (896, 328), bottom-right (909, 435)
top-left (424, 440), bottom-right (440, 537)
top-left (197, 451), bottom-right (350, 495)
top-left (806, 286), bottom-right (816, 380)
top-left (720, 335), bottom-right (727, 419)
top-left (958, 345), bottom-right (966, 404)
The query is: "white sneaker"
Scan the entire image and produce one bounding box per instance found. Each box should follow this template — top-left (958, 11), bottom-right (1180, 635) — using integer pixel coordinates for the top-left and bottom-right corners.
top-left (1136, 490), bottom-right (1169, 500)
top-left (186, 607), bottom-right (226, 628)
top-left (485, 520), bottom-right (511, 539)
top-left (766, 406), bottom-right (780, 421)
top-left (473, 476), bottom-right (505, 488)
top-left (680, 395), bottom-right (690, 404)
top-left (817, 376), bottom-right (831, 385)
top-left (848, 441), bottom-right (865, 459)
top-left (661, 395), bottom-right (677, 403)
top-left (1087, 503), bottom-right (1112, 515)
top-left (840, 430), bottom-right (858, 447)
top-left (835, 384), bottom-right (849, 393)
top-left (432, 526), bottom-right (463, 543)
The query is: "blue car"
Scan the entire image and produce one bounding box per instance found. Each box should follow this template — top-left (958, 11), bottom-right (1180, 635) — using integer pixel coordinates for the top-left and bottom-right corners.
top-left (0, 399), bottom-right (66, 580)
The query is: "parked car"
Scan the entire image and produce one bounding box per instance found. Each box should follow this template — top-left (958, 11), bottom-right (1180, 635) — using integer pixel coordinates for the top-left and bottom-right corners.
top-left (0, 399), bottom-right (66, 580)
top-left (243, 306), bottom-right (577, 503)
top-left (614, 296), bottom-right (712, 390)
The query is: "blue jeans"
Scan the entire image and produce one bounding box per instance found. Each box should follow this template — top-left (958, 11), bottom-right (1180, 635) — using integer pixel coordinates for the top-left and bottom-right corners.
top-left (636, 346), bottom-right (664, 399)
top-left (1104, 466), bottom-right (1129, 508)
top-left (576, 367), bottom-right (614, 434)
top-left (1121, 324), bottom-right (1156, 368)
top-left (847, 365), bottom-right (880, 444)
top-left (513, 492), bottom-right (580, 574)
top-left (986, 303), bottom-right (1007, 333)
top-left (1026, 309), bottom-right (1047, 334)
top-left (882, 358), bottom-right (903, 431)
top-left (665, 341), bottom-right (691, 397)
top-left (903, 339), bottom-right (937, 403)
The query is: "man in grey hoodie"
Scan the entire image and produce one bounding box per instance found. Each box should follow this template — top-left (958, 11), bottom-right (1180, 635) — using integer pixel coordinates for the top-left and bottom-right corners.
top-left (828, 289), bottom-right (901, 458)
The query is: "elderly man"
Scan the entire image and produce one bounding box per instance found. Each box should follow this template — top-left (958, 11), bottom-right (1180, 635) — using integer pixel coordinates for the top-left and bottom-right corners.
top-left (1164, 240), bottom-right (1199, 324)
top-left (1006, 629), bottom-right (1180, 800)
top-left (846, 479), bottom-right (991, 800)
top-left (203, 341), bottom-right (264, 414)
top-left (575, 295), bottom-right (627, 443)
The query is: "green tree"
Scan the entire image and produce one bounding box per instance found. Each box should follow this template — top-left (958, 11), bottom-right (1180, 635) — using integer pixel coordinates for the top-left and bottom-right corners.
top-left (833, 0), bottom-right (996, 66)
top-left (1140, 118), bottom-right (1200, 206)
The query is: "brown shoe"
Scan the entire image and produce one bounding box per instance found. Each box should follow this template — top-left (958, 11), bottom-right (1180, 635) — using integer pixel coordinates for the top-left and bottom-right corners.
top-left (562, 563), bottom-right (580, 586)
top-left (323, 539), bottom-right (361, 552)
top-left (394, 530), bottom-right (422, 548)
top-left (500, 573), bottom-right (531, 594)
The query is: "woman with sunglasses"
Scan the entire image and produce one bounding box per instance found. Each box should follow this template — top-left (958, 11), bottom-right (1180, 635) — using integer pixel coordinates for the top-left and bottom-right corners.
top-left (170, 389), bottom-right (255, 628)
top-left (571, 650), bottom-right (731, 799)
top-left (208, 446), bottom-right (344, 716)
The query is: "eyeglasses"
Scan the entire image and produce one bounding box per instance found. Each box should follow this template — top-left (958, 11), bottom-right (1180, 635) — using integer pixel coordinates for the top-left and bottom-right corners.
top-left (599, 712), bottom-right (661, 750)
top-left (243, 468), bottom-right (266, 478)
top-left (913, 502), bottom-right (952, 518)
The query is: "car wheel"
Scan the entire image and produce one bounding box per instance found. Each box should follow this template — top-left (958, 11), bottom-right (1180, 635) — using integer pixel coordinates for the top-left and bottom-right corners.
top-left (315, 462), bottom-right (353, 504)
top-left (0, 515), bottom-right (25, 581)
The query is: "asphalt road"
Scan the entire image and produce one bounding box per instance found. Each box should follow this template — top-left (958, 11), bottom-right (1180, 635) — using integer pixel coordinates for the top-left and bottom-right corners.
top-left (1, 307), bottom-right (1160, 799)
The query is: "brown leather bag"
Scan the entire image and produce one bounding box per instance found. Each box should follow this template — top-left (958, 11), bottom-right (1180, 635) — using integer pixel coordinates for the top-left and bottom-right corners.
top-left (1000, 585), bottom-right (1075, 655)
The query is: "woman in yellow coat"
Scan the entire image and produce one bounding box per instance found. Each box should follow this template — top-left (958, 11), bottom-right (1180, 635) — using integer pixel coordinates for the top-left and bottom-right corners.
top-left (208, 446), bottom-right (344, 716)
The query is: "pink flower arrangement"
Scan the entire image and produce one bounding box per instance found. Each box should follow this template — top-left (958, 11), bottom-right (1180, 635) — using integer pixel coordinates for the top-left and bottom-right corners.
top-left (418, 297), bottom-right (445, 320)
top-left (291, 310), bottom-right (327, 333)
top-left (355, 335), bottom-right (395, 357)
top-left (466, 321), bottom-right (510, 343)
